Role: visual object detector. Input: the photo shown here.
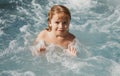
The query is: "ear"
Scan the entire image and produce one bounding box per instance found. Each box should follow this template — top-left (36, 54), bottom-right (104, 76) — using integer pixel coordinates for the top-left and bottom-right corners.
top-left (49, 23), bottom-right (52, 27)
top-left (48, 21), bottom-right (51, 26)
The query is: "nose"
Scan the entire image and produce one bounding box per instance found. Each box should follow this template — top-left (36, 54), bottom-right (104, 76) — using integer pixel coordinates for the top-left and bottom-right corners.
top-left (59, 23), bottom-right (64, 28)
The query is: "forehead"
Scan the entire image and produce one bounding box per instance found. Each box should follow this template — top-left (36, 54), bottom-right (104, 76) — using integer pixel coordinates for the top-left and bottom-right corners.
top-left (52, 12), bottom-right (70, 21)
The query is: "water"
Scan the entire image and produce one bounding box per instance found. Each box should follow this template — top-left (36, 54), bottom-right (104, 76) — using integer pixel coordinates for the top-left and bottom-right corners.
top-left (0, 0), bottom-right (120, 76)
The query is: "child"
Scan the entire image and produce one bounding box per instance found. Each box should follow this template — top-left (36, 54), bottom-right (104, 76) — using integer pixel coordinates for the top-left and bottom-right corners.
top-left (32, 5), bottom-right (78, 56)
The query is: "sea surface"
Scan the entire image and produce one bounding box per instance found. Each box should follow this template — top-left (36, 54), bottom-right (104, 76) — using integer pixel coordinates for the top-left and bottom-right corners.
top-left (0, 0), bottom-right (120, 76)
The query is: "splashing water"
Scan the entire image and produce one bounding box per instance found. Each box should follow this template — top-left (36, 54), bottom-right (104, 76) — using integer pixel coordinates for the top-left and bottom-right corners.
top-left (0, 0), bottom-right (120, 76)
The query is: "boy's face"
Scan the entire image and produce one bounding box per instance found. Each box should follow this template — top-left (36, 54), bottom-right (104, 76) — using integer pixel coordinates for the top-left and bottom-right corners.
top-left (49, 13), bottom-right (70, 37)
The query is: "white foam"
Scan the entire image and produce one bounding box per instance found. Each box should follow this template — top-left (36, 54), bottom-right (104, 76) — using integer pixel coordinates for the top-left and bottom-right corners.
top-left (0, 18), bottom-right (5, 36)
top-left (100, 41), bottom-right (120, 50)
top-left (45, 44), bottom-right (66, 63)
top-left (0, 70), bottom-right (35, 76)
top-left (0, 18), bottom-right (5, 24)
top-left (20, 25), bottom-right (29, 33)
top-left (61, 59), bottom-right (91, 73)
top-left (68, 0), bottom-right (96, 9)
top-left (19, 24), bottom-right (32, 45)
top-left (0, 40), bottom-right (17, 57)
top-left (0, 40), bottom-right (25, 57)
top-left (110, 62), bottom-right (120, 76)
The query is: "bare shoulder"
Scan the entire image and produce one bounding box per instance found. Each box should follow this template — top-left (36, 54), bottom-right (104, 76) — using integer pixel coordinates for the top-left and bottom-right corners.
top-left (67, 32), bottom-right (76, 41)
top-left (35, 30), bottom-right (48, 44)
top-left (38, 30), bottom-right (47, 38)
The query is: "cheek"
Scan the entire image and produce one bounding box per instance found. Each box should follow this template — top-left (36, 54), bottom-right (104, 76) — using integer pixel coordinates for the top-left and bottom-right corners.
top-left (65, 25), bottom-right (69, 29)
top-left (51, 24), bottom-right (57, 30)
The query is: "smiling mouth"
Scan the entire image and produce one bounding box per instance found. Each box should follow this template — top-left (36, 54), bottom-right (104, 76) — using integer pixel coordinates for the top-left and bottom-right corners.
top-left (57, 30), bottom-right (64, 32)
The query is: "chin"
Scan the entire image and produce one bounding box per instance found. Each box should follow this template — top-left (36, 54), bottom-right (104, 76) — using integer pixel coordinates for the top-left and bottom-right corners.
top-left (56, 31), bottom-right (67, 36)
top-left (56, 33), bottom-right (66, 37)
top-left (56, 34), bottom-right (63, 36)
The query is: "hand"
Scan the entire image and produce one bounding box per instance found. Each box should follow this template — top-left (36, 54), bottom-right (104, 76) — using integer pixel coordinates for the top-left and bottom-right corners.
top-left (37, 45), bottom-right (46, 54)
top-left (32, 45), bottom-right (46, 56)
top-left (68, 46), bottom-right (77, 56)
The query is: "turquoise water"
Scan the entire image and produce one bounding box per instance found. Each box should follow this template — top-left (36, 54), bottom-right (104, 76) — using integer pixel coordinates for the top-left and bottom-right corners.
top-left (0, 0), bottom-right (120, 76)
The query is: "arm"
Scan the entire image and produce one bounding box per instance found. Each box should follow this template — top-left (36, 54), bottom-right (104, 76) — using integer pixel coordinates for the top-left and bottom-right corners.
top-left (32, 30), bottom-right (47, 56)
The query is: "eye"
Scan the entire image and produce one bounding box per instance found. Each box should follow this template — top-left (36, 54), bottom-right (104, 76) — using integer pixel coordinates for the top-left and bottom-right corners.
top-left (55, 21), bottom-right (59, 24)
top-left (63, 21), bottom-right (67, 25)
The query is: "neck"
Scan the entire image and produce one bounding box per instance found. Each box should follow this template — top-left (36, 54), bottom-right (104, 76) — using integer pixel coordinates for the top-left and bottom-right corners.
top-left (50, 31), bottom-right (68, 39)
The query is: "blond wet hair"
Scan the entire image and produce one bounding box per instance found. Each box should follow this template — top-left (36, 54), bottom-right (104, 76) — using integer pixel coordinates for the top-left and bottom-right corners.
top-left (46, 5), bottom-right (71, 31)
